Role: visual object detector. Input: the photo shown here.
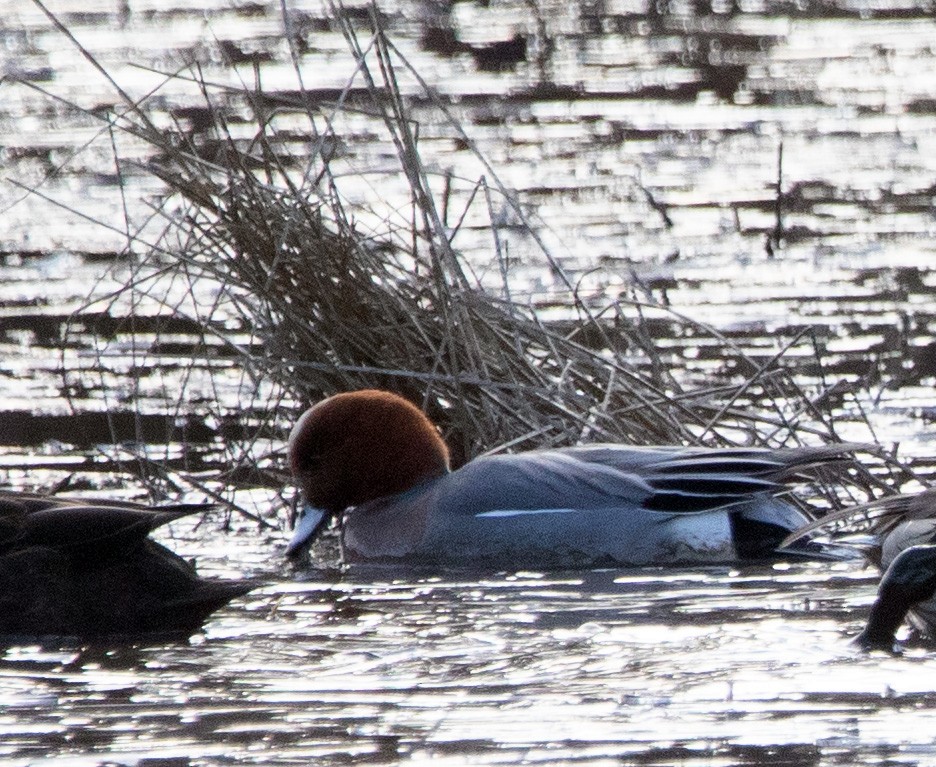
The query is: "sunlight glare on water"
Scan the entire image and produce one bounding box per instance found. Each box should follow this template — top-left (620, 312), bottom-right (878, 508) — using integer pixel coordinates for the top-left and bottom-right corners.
top-left (0, 520), bottom-right (931, 764)
top-left (3, 0), bottom-right (936, 764)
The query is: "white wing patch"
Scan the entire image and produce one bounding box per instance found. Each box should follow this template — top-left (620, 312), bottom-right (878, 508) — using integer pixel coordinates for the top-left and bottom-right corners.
top-left (475, 508), bottom-right (578, 518)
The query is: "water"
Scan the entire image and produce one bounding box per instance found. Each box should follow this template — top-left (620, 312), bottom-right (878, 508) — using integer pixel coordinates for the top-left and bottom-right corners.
top-left (3, 0), bottom-right (936, 763)
top-left (0, 543), bottom-right (928, 766)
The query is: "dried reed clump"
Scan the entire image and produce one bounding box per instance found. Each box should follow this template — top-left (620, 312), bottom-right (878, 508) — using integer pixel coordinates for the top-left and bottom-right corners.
top-left (37, 3), bottom-right (900, 507)
top-left (135, 23), bottom-right (874, 483)
top-left (151, 25), bottom-right (853, 458)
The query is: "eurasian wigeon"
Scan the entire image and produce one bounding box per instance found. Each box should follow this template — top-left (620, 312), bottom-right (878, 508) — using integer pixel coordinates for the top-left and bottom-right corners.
top-left (791, 488), bottom-right (936, 651)
top-left (285, 389), bottom-right (865, 570)
top-left (0, 491), bottom-right (255, 639)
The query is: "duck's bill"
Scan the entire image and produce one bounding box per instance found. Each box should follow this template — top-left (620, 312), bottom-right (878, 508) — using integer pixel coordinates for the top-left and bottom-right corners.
top-left (285, 504), bottom-right (329, 558)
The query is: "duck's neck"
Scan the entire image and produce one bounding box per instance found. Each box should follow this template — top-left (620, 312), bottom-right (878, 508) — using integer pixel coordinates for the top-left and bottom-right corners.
top-left (855, 588), bottom-right (911, 652)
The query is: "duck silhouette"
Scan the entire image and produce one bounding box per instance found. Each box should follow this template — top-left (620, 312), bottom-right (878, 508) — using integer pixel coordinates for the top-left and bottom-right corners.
top-left (0, 490), bottom-right (255, 639)
top-left (286, 389), bottom-right (865, 569)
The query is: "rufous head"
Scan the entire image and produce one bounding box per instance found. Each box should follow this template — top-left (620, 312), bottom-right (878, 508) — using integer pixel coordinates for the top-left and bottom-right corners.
top-left (288, 389), bottom-right (450, 513)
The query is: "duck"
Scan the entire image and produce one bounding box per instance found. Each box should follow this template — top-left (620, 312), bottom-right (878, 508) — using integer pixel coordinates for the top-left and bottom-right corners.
top-left (856, 543), bottom-right (936, 652)
top-left (0, 490), bottom-right (255, 639)
top-left (285, 389), bottom-right (866, 570)
top-left (787, 488), bottom-right (936, 651)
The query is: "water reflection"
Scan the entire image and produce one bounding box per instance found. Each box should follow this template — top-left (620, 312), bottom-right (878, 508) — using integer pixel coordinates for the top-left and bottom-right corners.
top-left (1, 540), bottom-right (925, 766)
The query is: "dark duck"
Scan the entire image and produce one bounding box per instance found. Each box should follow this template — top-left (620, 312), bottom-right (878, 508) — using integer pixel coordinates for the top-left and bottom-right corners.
top-left (0, 490), bottom-right (254, 639)
top-left (787, 488), bottom-right (936, 652)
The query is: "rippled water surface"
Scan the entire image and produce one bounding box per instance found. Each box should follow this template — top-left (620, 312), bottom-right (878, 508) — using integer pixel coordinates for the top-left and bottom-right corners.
top-left (3, 527), bottom-right (932, 767)
top-left (3, 0), bottom-right (936, 763)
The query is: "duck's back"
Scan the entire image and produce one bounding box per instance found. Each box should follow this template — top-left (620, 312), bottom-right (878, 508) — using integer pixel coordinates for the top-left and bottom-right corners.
top-left (342, 446), bottom-right (812, 568)
top-left (0, 493), bottom-right (253, 638)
